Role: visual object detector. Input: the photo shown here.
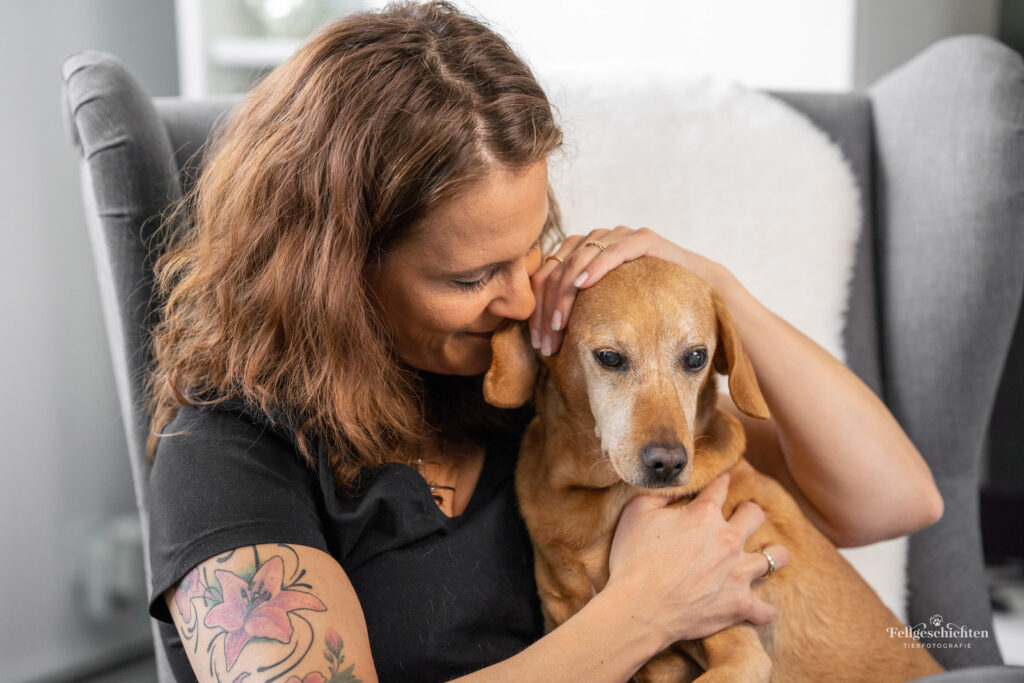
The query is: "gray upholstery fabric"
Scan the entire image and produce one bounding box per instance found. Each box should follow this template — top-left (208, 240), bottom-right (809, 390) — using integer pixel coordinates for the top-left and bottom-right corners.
top-left (61, 36), bottom-right (1023, 678)
top-left (768, 91), bottom-right (883, 400)
top-left (919, 666), bottom-right (1024, 682)
top-left (153, 95), bottom-right (242, 197)
top-left (61, 50), bottom-right (190, 683)
top-left (870, 34), bottom-right (1024, 666)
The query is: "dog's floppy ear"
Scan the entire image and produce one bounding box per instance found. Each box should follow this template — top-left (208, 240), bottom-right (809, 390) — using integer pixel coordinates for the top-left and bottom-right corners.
top-left (712, 291), bottom-right (770, 419)
top-left (483, 320), bottom-right (539, 409)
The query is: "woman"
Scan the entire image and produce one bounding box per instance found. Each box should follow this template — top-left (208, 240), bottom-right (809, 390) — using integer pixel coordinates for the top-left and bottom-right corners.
top-left (147, 2), bottom-right (943, 681)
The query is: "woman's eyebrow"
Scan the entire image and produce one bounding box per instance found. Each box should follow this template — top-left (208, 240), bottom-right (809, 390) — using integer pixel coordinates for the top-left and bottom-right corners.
top-left (447, 226), bottom-right (545, 278)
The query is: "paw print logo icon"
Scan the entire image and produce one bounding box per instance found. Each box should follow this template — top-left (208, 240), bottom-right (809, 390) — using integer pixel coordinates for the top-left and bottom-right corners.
top-left (929, 614), bottom-right (943, 627)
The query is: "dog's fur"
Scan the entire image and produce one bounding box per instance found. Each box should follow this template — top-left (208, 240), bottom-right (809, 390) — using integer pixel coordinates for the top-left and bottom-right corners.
top-left (483, 257), bottom-right (943, 682)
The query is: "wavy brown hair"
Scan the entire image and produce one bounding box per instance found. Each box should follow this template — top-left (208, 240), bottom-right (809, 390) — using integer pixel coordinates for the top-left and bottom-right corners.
top-left (146, 0), bottom-right (563, 493)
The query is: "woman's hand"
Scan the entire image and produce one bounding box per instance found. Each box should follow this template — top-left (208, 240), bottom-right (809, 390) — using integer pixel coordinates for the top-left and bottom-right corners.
top-left (604, 472), bottom-right (788, 651)
top-left (530, 225), bottom-right (723, 355)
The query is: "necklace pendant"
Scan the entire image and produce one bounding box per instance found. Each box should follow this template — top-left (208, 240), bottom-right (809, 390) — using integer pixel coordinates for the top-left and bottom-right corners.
top-left (414, 441), bottom-right (459, 514)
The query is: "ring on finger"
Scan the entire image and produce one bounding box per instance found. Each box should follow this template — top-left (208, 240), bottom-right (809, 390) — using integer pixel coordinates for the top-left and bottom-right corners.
top-left (545, 255), bottom-right (565, 265)
top-left (759, 548), bottom-right (776, 578)
top-left (584, 239), bottom-right (608, 251)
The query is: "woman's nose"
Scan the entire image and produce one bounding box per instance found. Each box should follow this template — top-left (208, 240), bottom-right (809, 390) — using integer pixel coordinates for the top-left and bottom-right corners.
top-left (490, 266), bottom-right (535, 321)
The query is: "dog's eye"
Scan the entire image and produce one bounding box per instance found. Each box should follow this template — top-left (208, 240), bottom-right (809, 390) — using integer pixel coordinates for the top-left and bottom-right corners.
top-left (684, 349), bottom-right (708, 370)
top-left (594, 350), bottom-right (624, 368)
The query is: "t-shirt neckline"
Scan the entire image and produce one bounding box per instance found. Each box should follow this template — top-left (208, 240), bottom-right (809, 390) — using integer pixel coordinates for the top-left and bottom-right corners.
top-left (390, 440), bottom-right (497, 525)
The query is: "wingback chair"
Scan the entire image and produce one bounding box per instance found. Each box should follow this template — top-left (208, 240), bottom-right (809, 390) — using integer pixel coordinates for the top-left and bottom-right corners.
top-left (61, 34), bottom-right (1024, 682)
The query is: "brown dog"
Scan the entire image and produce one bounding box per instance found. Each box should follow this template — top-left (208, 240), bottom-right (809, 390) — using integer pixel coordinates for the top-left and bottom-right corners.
top-left (483, 257), bottom-right (943, 682)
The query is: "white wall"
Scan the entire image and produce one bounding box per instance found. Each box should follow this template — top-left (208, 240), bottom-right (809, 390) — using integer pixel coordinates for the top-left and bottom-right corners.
top-left (854, 0), bottom-right (1000, 88)
top-left (0, 1), bottom-right (177, 680)
top-left (184, 1), bottom-right (1005, 97)
top-left (397, 0), bottom-right (859, 91)
top-left (370, 0), bottom-right (999, 93)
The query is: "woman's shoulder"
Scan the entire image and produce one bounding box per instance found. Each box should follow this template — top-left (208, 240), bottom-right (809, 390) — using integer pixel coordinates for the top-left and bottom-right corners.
top-left (156, 397), bottom-right (297, 456)
top-left (150, 397), bottom-right (317, 494)
top-left (147, 400), bottom-right (332, 627)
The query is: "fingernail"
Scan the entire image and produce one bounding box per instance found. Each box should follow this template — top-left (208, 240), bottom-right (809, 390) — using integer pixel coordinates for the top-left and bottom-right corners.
top-left (574, 272), bottom-right (589, 288)
top-left (530, 327), bottom-right (540, 349)
top-left (551, 310), bottom-right (562, 332)
top-left (541, 336), bottom-right (552, 357)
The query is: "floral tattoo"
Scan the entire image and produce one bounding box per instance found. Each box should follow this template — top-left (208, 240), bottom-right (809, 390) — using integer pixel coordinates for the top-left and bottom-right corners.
top-left (172, 544), bottom-right (362, 682)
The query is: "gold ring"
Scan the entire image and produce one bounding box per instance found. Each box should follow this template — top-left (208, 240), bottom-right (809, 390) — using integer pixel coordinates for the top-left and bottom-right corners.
top-left (546, 255), bottom-right (565, 265)
top-left (759, 548), bottom-right (775, 578)
top-left (585, 240), bottom-right (608, 251)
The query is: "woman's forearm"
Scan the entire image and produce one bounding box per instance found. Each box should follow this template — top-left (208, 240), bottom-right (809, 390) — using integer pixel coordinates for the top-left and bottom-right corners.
top-left (708, 265), bottom-right (944, 546)
top-left (451, 586), bottom-right (661, 683)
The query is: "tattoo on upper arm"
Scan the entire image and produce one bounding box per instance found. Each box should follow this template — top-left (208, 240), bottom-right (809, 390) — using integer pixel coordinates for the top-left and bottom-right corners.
top-left (172, 544), bottom-right (363, 683)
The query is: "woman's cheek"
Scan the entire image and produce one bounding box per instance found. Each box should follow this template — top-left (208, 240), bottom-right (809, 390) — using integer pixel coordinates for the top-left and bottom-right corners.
top-left (432, 293), bottom-right (486, 333)
top-left (526, 248), bottom-right (543, 278)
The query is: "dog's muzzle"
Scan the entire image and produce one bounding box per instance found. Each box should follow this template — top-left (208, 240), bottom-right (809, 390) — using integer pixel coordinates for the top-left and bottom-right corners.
top-left (640, 442), bottom-right (687, 486)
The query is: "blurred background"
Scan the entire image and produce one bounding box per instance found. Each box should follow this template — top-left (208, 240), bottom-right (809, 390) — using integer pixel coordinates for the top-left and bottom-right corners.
top-left (2, 0), bottom-right (1021, 680)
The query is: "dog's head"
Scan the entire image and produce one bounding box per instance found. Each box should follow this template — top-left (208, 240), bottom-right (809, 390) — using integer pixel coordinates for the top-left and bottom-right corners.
top-left (484, 257), bottom-right (769, 494)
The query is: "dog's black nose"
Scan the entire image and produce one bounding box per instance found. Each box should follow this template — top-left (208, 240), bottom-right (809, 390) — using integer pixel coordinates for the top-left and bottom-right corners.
top-left (641, 442), bottom-right (687, 483)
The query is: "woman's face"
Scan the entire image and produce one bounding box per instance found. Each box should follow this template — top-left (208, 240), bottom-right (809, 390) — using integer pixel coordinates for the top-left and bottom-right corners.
top-left (367, 161), bottom-right (549, 376)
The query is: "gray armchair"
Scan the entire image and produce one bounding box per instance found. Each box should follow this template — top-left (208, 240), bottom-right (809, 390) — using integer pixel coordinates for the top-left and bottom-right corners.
top-left (61, 35), bottom-right (1023, 681)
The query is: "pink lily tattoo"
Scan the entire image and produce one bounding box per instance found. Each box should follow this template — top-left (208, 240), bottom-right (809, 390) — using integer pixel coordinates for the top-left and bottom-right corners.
top-left (174, 567), bottom-right (205, 623)
top-left (204, 555), bottom-right (327, 670)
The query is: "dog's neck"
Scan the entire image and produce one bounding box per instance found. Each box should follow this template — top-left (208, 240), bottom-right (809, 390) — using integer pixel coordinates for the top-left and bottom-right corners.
top-left (524, 378), bottom-right (749, 557)
top-left (679, 406), bottom-right (748, 495)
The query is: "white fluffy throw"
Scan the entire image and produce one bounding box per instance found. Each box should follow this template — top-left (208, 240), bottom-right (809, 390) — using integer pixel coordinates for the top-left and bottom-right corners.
top-left (542, 66), bottom-right (908, 621)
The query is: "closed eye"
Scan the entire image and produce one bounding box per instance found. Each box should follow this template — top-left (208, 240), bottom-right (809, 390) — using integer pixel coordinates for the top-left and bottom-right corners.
top-left (451, 236), bottom-right (542, 293)
top-left (452, 275), bottom-right (489, 292)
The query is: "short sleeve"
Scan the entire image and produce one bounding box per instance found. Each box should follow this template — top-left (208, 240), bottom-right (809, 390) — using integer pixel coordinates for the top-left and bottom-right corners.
top-left (147, 404), bottom-right (329, 623)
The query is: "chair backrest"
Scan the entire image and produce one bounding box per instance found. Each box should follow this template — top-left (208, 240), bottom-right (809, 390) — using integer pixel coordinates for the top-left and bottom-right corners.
top-left (772, 39), bottom-right (1024, 666)
top-left (61, 50), bottom-right (240, 681)
top-left (869, 35), bottom-right (1024, 666)
top-left (62, 36), bottom-right (1022, 675)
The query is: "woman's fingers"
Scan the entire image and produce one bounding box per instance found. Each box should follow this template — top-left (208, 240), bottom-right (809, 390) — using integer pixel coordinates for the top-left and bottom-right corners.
top-left (616, 487), bottom-right (694, 538)
top-left (529, 226), bottom-right (729, 356)
top-left (744, 596), bottom-right (778, 626)
top-left (534, 225), bottom-right (652, 355)
top-left (529, 234), bottom-right (584, 353)
top-left (527, 260), bottom-right (558, 350)
top-left (728, 500), bottom-right (766, 539)
top-left (740, 543), bottom-right (787, 625)
top-left (607, 468), bottom-right (788, 642)
top-left (572, 226), bottom-right (656, 291)
top-left (728, 502), bottom-right (787, 582)
top-left (541, 228), bottom-right (612, 354)
top-left (551, 227), bottom-right (650, 353)
top-left (694, 470), bottom-right (731, 510)
top-left (749, 543), bottom-right (789, 581)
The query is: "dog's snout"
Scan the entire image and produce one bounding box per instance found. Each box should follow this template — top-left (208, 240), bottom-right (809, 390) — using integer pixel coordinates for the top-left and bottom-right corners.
top-left (641, 442), bottom-right (687, 484)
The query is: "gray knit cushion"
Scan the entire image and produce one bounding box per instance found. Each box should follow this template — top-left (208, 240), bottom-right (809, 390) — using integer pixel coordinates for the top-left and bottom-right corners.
top-left (62, 49), bottom-right (187, 683)
top-left (870, 35), bottom-right (1024, 666)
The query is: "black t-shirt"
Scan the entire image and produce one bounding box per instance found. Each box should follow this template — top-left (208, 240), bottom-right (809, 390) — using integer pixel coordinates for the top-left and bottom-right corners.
top-left (148, 399), bottom-right (544, 682)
